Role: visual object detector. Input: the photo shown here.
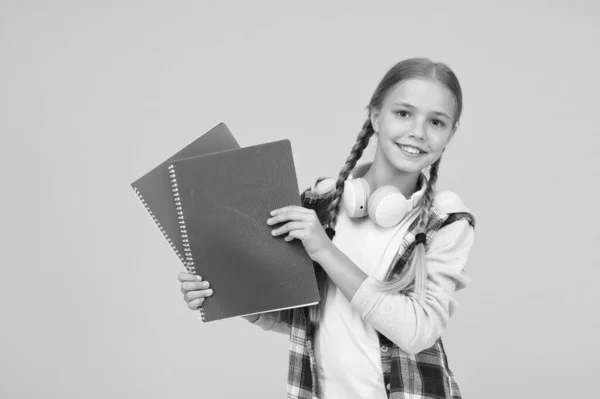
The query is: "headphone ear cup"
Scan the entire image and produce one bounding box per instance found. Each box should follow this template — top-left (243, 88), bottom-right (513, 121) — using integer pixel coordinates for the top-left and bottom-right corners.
top-left (368, 186), bottom-right (410, 228)
top-left (342, 178), bottom-right (370, 218)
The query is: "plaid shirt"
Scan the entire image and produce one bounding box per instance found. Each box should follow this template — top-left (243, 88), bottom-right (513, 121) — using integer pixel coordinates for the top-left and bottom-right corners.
top-left (278, 178), bottom-right (475, 399)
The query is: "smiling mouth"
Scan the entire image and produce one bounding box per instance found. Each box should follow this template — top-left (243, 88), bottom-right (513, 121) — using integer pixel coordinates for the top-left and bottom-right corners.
top-left (396, 144), bottom-right (427, 155)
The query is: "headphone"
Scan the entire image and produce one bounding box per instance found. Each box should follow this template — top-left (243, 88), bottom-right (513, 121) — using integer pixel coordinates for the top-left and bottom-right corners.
top-left (341, 163), bottom-right (426, 228)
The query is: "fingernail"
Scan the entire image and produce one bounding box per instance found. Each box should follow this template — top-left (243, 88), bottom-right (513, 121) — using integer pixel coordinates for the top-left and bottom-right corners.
top-left (266, 218), bottom-right (272, 224)
top-left (196, 275), bottom-right (202, 280)
top-left (270, 210), bottom-right (276, 215)
top-left (202, 281), bottom-right (209, 288)
top-left (207, 289), bottom-right (213, 295)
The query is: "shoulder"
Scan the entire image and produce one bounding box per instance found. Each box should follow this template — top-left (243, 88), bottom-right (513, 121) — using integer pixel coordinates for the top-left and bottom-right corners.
top-left (300, 177), bottom-right (337, 223)
top-left (301, 177), bottom-right (336, 201)
top-left (431, 189), bottom-right (476, 229)
top-left (428, 192), bottom-right (475, 258)
top-left (311, 177), bottom-right (337, 196)
top-left (433, 190), bottom-right (469, 214)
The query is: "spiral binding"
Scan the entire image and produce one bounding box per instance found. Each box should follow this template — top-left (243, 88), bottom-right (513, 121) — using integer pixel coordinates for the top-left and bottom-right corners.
top-left (168, 164), bottom-right (204, 321)
top-left (168, 165), bottom-right (197, 270)
top-left (133, 186), bottom-right (186, 265)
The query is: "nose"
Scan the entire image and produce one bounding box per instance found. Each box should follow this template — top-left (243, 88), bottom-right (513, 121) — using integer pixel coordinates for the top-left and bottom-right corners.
top-left (409, 119), bottom-right (427, 139)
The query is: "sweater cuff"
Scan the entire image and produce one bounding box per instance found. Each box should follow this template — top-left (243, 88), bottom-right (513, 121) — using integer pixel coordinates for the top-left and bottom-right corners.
top-left (350, 276), bottom-right (385, 320)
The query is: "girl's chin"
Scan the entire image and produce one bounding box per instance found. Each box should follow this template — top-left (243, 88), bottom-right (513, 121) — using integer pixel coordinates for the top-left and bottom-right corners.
top-left (389, 159), bottom-right (429, 174)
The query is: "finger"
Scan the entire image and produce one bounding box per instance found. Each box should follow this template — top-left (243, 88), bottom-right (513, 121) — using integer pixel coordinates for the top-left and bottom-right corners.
top-left (184, 289), bottom-right (213, 302)
top-left (178, 272), bottom-right (202, 282)
top-left (284, 229), bottom-right (306, 242)
top-left (267, 210), bottom-right (313, 225)
top-left (271, 221), bottom-right (308, 237)
top-left (187, 297), bottom-right (205, 310)
top-left (270, 206), bottom-right (312, 216)
top-left (181, 280), bottom-right (210, 294)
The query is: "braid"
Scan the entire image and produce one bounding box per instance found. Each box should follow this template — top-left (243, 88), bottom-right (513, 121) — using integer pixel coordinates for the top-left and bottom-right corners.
top-left (325, 118), bottom-right (376, 229)
top-left (417, 157), bottom-right (441, 232)
top-left (373, 157), bottom-right (442, 298)
top-left (307, 117), bottom-right (375, 326)
top-left (410, 157), bottom-right (441, 298)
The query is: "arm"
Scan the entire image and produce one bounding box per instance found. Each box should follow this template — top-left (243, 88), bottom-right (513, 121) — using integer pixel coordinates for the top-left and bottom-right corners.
top-left (314, 220), bottom-right (475, 354)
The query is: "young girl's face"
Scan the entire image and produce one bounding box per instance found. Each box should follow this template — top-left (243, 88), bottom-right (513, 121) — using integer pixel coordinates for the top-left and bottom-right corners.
top-left (371, 78), bottom-right (457, 175)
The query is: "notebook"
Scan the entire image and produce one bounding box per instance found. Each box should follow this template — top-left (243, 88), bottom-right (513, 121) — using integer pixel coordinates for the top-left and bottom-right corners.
top-left (169, 139), bottom-right (320, 322)
top-left (131, 123), bottom-right (240, 270)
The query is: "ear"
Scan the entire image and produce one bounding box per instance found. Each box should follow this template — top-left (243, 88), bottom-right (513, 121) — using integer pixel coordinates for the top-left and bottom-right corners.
top-left (370, 109), bottom-right (380, 133)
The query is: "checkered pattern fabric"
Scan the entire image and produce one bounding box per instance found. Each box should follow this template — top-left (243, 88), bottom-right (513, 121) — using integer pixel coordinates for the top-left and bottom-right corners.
top-left (282, 179), bottom-right (475, 399)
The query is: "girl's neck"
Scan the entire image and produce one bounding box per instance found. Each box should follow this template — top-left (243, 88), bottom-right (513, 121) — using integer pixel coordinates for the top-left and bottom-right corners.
top-left (362, 157), bottom-right (422, 199)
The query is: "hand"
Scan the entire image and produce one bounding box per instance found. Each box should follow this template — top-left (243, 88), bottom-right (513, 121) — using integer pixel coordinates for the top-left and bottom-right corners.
top-left (178, 272), bottom-right (213, 311)
top-left (267, 205), bottom-right (334, 262)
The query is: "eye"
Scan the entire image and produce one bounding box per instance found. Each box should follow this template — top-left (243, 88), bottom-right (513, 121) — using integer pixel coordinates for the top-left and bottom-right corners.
top-left (431, 119), bottom-right (446, 128)
top-left (395, 110), bottom-right (410, 118)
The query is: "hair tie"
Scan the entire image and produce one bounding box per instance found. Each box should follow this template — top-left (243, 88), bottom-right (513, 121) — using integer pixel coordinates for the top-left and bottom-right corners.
top-left (415, 232), bottom-right (426, 245)
top-left (325, 226), bottom-right (336, 240)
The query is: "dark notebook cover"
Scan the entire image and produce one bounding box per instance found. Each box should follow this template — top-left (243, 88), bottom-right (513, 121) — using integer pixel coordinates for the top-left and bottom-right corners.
top-left (131, 123), bottom-right (240, 269)
top-left (169, 139), bottom-right (320, 322)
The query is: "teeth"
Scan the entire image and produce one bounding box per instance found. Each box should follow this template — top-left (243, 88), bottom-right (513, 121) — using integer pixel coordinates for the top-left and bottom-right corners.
top-left (400, 145), bottom-right (422, 154)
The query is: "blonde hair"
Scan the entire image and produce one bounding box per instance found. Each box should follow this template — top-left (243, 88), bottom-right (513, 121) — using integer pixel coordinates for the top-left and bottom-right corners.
top-left (308, 58), bottom-right (463, 325)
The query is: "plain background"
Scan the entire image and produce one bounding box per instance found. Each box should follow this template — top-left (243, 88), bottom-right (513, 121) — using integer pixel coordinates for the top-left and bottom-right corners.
top-left (1, 1), bottom-right (598, 398)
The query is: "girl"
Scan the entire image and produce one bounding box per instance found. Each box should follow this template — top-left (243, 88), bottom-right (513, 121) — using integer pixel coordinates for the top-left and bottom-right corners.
top-left (179, 58), bottom-right (476, 399)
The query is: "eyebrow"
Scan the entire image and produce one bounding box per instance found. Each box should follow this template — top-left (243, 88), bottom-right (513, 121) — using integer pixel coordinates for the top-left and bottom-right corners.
top-left (392, 102), bottom-right (452, 120)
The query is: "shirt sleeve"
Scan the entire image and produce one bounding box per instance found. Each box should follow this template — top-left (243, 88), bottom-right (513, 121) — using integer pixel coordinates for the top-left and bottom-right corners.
top-left (349, 219), bottom-right (475, 354)
top-left (247, 311), bottom-right (291, 335)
